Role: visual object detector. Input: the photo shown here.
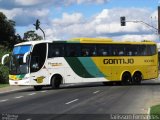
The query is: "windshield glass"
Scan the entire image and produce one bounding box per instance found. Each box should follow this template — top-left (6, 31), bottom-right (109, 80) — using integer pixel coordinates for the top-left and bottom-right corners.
top-left (10, 45), bottom-right (32, 75)
top-left (13, 45), bottom-right (31, 55)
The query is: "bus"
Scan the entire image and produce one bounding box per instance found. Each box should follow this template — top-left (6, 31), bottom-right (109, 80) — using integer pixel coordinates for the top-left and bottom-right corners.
top-left (1, 38), bottom-right (158, 90)
top-left (157, 43), bottom-right (160, 69)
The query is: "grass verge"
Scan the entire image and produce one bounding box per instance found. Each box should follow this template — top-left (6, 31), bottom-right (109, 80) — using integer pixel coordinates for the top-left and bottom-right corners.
top-left (0, 84), bottom-right (9, 88)
top-left (150, 105), bottom-right (160, 120)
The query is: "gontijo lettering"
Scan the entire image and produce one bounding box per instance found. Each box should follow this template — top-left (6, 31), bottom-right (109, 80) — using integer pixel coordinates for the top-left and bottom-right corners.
top-left (103, 58), bottom-right (134, 64)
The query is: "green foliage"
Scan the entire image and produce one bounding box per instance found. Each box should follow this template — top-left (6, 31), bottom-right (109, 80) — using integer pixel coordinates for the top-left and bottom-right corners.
top-left (0, 48), bottom-right (10, 84)
top-left (23, 30), bottom-right (43, 41)
top-left (0, 12), bottom-right (43, 84)
top-left (0, 64), bottom-right (9, 84)
top-left (0, 12), bottom-right (21, 49)
top-left (0, 84), bottom-right (9, 88)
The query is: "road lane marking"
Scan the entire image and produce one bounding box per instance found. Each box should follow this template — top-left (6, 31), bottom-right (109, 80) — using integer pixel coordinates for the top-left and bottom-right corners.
top-left (148, 108), bottom-right (150, 115)
top-left (26, 118), bottom-right (32, 120)
top-left (65, 99), bottom-right (79, 105)
top-left (40, 91), bottom-right (47, 93)
top-left (28, 93), bottom-right (36, 96)
top-left (0, 99), bottom-right (9, 102)
top-left (93, 90), bottom-right (100, 94)
top-left (15, 96), bottom-right (24, 99)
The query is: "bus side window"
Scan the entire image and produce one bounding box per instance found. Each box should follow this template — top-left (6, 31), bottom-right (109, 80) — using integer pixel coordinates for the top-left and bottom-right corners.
top-left (66, 44), bottom-right (80, 57)
top-left (113, 49), bottom-right (118, 56)
top-left (69, 49), bottom-right (76, 56)
top-left (55, 49), bottom-right (60, 56)
top-left (139, 45), bottom-right (147, 56)
top-left (48, 43), bottom-right (64, 58)
top-left (147, 45), bottom-right (156, 56)
top-left (150, 45), bottom-right (156, 55)
top-left (50, 48), bottom-right (60, 57)
top-left (82, 49), bottom-right (89, 56)
top-left (81, 44), bottom-right (96, 57)
top-left (128, 51), bottom-right (132, 56)
top-left (97, 45), bottom-right (109, 56)
top-left (119, 50), bottom-right (124, 55)
top-left (91, 49), bottom-right (96, 56)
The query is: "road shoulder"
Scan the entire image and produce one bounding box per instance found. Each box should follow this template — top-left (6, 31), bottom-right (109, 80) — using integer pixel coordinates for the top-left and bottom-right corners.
top-left (0, 85), bottom-right (32, 94)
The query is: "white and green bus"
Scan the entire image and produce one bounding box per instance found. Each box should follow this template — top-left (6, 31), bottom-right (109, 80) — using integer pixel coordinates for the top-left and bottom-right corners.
top-left (1, 38), bottom-right (158, 90)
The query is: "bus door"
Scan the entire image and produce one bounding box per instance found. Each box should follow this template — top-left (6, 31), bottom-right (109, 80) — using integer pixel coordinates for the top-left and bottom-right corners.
top-left (30, 43), bottom-right (49, 85)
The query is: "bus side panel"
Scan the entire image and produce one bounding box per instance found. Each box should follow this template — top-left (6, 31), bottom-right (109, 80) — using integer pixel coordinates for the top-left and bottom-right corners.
top-left (92, 55), bottom-right (158, 81)
top-left (64, 57), bottom-right (108, 83)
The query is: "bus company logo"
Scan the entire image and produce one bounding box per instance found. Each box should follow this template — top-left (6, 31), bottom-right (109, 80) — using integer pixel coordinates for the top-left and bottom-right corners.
top-left (34, 76), bottom-right (45, 83)
top-left (103, 58), bottom-right (134, 64)
top-left (48, 62), bottom-right (63, 66)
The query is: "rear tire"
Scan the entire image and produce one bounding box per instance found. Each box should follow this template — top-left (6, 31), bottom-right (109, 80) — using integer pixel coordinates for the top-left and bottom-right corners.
top-left (132, 72), bottom-right (142, 85)
top-left (51, 76), bottom-right (61, 89)
top-left (121, 72), bottom-right (132, 85)
top-left (34, 86), bottom-right (43, 91)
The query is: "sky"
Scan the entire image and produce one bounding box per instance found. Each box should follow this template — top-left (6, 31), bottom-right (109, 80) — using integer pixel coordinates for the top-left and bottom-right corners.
top-left (0, 0), bottom-right (160, 41)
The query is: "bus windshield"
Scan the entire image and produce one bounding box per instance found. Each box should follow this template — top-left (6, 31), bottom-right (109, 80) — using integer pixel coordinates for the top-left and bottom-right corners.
top-left (10, 45), bottom-right (32, 75)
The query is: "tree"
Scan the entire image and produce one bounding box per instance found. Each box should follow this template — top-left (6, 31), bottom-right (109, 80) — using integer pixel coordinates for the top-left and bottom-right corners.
top-left (0, 12), bottom-right (19, 49)
top-left (23, 30), bottom-right (43, 41)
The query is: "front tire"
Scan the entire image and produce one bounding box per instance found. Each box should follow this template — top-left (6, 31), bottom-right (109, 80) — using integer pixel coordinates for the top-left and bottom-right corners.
top-left (51, 76), bottom-right (61, 89)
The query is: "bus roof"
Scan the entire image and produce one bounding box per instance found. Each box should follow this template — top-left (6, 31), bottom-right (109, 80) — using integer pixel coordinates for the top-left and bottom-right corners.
top-left (14, 40), bottom-right (53, 46)
top-left (69, 38), bottom-right (156, 44)
top-left (71, 38), bottom-right (113, 43)
top-left (14, 38), bottom-right (156, 46)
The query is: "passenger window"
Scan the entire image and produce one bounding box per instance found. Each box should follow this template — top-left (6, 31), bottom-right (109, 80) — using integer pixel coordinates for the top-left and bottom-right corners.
top-left (149, 45), bottom-right (156, 55)
top-left (97, 45), bottom-right (110, 56)
top-left (111, 44), bottom-right (125, 56)
top-left (48, 43), bottom-right (64, 58)
top-left (138, 45), bottom-right (147, 56)
top-left (81, 44), bottom-right (96, 57)
top-left (66, 44), bottom-right (80, 57)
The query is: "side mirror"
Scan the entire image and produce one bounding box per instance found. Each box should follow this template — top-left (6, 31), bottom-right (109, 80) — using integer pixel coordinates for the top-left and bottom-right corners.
top-left (23, 52), bottom-right (30, 63)
top-left (1, 54), bottom-right (9, 65)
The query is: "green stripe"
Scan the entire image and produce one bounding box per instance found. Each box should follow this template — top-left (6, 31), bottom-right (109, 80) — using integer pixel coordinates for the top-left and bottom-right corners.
top-left (16, 74), bottom-right (25, 79)
top-left (78, 57), bottom-right (105, 77)
top-left (65, 57), bottom-right (93, 78)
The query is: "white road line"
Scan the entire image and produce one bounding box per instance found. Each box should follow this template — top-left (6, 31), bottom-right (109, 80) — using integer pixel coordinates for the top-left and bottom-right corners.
top-left (0, 99), bottom-right (9, 102)
top-left (28, 93), bottom-right (36, 96)
top-left (40, 91), bottom-right (47, 93)
top-left (26, 118), bottom-right (32, 120)
top-left (147, 108), bottom-right (151, 120)
top-left (147, 108), bottom-right (150, 115)
top-left (93, 90), bottom-right (100, 94)
top-left (15, 96), bottom-right (24, 99)
top-left (65, 99), bottom-right (79, 105)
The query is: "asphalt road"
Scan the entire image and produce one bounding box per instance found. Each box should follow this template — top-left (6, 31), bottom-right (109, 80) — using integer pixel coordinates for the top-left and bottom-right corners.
top-left (0, 79), bottom-right (160, 120)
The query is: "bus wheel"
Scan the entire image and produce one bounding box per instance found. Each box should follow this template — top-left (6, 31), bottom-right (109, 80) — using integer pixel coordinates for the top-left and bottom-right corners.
top-left (51, 75), bottom-right (62, 89)
top-left (34, 86), bottom-right (43, 91)
top-left (132, 72), bottom-right (142, 85)
top-left (122, 72), bottom-right (132, 85)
